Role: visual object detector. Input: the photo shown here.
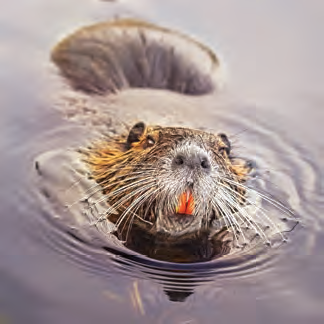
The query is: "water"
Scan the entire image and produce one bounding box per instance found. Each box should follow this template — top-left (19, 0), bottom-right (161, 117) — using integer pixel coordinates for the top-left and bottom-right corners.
top-left (1, 0), bottom-right (323, 323)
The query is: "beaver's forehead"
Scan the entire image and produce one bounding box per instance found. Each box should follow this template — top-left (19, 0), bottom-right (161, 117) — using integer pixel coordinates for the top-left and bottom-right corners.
top-left (149, 126), bottom-right (216, 141)
top-left (145, 128), bottom-right (219, 155)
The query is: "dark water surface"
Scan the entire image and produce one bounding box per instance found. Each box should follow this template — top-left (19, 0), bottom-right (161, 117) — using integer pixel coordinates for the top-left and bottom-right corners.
top-left (1, 0), bottom-right (324, 323)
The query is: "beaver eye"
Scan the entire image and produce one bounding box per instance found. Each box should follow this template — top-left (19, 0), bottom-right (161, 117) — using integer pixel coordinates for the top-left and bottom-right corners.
top-left (146, 135), bottom-right (155, 147)
top-left (219, 147), bottom-right (230, 156)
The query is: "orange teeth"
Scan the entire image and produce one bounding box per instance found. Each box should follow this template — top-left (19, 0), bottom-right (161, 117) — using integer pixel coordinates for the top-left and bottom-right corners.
top-left (176, 190), bottom-right (195, 215)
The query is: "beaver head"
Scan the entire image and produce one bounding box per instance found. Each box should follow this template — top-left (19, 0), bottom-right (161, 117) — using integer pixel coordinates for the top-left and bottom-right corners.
top-left (84, 122), bottom-right (252, 238)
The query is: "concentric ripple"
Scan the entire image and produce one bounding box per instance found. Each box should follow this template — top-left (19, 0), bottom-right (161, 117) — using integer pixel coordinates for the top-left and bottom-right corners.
top-left (23, 98), bottom-right (321, 296)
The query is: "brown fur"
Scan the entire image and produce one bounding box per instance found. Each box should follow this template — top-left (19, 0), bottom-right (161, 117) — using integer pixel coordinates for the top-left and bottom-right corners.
top-left (83, 124), bottom-right (252, 235)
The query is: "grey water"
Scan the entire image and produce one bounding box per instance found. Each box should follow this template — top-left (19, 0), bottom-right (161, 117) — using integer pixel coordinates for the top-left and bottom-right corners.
top-left (0, 0), bottom-right (323, 323)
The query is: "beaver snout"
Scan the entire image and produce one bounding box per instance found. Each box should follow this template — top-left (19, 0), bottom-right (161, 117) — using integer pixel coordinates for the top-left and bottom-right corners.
top-left (172, 145), bottom-right (211, 173)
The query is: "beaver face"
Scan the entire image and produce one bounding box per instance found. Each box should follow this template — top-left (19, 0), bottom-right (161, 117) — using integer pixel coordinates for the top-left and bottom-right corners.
top-left (85, 122), bottom-right (252, 238)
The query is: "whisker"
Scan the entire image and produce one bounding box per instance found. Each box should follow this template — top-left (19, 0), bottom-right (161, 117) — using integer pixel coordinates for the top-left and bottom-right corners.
top-left (123, 188), bottom-right (160, 241)
top-left (218, 189), bottom-right (270, 244)
top-left (216, 192), bottom-right (250, 245)
top-left (66, 172), bottom-right (156, 208)
top-left (217, 181), bottom-right (289, 243)
top-left (85, 177), bottom-right (155, 210)
top-left (210, 197), bottom-right (240, 244)
top-left (89, 181), bottom-right (156, 226)
top-left (222, 177), bottom-right (294, 216)
top-left (115, 184), bottom-right (157, 229)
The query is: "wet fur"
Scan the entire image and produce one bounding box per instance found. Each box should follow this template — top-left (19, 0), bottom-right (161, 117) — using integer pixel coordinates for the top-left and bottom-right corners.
top-left (82, 124), bottom-right (252, 239)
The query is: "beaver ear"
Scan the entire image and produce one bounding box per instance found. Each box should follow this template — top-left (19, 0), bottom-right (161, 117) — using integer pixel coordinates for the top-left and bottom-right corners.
top-left (126, 122), bottom-right (146, 148)
top-left (230, 158), bottom-right (255, 179)
top-left (217, 133), bottom-right (231, 155)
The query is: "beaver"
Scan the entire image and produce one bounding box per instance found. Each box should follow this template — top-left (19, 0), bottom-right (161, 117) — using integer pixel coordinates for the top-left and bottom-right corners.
top-left (38, 18), bottom-right (296, 262)
top-left (81, 123), bottom-right (252, 237)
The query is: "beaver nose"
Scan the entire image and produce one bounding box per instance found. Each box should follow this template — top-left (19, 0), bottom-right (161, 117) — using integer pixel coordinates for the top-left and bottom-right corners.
top-left (173, 151), bottom-right (211, 172)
